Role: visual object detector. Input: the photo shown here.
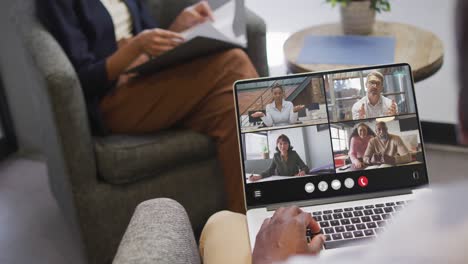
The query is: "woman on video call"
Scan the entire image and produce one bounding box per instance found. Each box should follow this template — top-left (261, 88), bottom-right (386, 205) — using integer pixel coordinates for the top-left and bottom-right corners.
top-left (249, 134), bottom-right (309, 182)
top-left (348, 123), bottom-right (376, 169)
top-left (250, 83), bottom-right (305, 127)
top-left (38, 0), bottom-right (258, 213)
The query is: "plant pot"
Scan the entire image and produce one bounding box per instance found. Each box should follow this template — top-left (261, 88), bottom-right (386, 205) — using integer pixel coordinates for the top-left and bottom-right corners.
top-left (262, 152), bottom-right (270, 159)
top-left (340, 0), bottom-right (376, 35)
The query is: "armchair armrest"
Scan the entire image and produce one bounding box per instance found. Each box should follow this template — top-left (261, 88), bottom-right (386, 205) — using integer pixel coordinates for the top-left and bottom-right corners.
top-left (113, 198), bottom-right (201, 264)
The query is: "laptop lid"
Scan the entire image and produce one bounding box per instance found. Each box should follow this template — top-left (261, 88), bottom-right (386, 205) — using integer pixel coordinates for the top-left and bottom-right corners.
top-left (233, 63), bottom-right (429, 209)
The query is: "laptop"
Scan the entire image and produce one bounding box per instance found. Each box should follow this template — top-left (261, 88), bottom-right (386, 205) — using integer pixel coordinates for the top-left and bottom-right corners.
top-left (233, 63), bottom-right (430, 254)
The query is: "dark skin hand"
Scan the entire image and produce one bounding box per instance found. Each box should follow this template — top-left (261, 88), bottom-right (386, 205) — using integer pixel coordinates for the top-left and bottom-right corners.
top-left (252, 206), bottom-right (325, 264)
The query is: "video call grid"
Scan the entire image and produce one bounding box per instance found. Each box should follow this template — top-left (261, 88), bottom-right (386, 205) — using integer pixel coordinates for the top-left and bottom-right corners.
top-left (237, 65), bottom-right (423, 184)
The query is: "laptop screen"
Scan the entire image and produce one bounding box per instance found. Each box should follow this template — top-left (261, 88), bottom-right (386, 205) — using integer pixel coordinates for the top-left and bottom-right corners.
top-left (234, 64), bottom-right (428, 207)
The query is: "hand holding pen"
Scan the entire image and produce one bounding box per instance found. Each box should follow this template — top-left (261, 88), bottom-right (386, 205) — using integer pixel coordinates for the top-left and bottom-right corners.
top-left (249, 170), bottom-right (262, 182)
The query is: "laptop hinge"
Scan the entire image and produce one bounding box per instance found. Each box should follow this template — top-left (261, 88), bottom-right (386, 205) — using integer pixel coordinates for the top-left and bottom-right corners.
top-left (266, 189), bottom-right (413, 211)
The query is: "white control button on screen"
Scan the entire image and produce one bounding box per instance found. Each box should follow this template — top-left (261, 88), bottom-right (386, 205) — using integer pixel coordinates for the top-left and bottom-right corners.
top-left (331, 179), bottom-right (341, 190)
top-left (345, 178), bottom-right (355, 189)
top-left (318, 181), bottom-right (328, 192)
top-left (305, 182), bottom-right (315, 193)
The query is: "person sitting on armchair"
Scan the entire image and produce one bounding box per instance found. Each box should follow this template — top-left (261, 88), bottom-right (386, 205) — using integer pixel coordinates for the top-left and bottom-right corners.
top-left (38, 0), bottom-right (258, 213)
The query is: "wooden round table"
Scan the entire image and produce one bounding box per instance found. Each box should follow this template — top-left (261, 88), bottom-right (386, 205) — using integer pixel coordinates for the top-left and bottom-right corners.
top-left (283, 21), bottom-right (444, 82)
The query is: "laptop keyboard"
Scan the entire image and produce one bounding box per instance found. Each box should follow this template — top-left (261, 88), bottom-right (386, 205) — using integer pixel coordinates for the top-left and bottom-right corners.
top-left (306, 200), bottom-right (409, 249)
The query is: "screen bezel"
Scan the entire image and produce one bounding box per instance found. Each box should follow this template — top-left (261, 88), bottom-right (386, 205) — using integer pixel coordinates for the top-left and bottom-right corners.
top-left (233, 63), bottom-right (429, 209)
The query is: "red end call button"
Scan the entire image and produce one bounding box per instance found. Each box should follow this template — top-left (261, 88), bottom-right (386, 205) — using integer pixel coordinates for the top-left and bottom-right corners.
top-left (358, 176), bottom-right (368, 187)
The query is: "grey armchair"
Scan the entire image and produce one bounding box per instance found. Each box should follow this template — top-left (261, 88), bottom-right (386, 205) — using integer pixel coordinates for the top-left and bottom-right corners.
top-left (12, 0), bottom-right (268, 263)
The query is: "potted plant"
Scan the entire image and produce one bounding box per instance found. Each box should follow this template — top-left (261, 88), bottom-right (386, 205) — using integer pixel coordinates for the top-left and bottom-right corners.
top-left (326, 0), bottom-right (391, 35)
top-left (261, 145), bottom-right (270, 159)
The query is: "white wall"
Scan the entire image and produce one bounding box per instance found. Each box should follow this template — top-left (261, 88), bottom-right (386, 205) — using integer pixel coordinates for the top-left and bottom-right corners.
top-left (246, 0), bottom-right (458, 124)
top-left (267, 127), bottom-right (306, 160)
top-left (266, 126), bottom-right (333, 169)
top-left (304, 126), bottom-right (333, 168)
top-left (376, 119), bottom-right (421, 151)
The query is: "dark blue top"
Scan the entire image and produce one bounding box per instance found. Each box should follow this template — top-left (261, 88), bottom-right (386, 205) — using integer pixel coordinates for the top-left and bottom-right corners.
top-left (37, 0), bottom-right (158, 134)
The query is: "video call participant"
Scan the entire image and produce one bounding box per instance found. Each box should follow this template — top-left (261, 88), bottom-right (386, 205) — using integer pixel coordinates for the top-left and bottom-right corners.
top-left (352, 71), bottom-right (398, 120)
top-left (249, 134), bottom-right (309, 182)
top-left (363, 122), bottom-right (411, 165)
top-left (348, 123), bottom-right (376, 169)
top-left (38, 0), bottom-right (258, 213)
top-left (250, 83), bottom-right (305, 127)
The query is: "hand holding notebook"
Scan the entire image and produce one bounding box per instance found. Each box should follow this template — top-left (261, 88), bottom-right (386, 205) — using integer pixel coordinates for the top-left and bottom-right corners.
top-left (127, 0), bottom-right (246, 76)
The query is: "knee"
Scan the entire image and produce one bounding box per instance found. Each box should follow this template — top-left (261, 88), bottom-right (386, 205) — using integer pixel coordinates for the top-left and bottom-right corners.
top-left (218, 48), bottom-right (252, 68)
top-left (206, 210), bottom-right (247, 228)
top-left (208, 210), bottom-right (240, 221)
top-left (209, 48), bottom-right (258, 80)
top-left (201, 211), bottom-right (245, 240)
top-left (199, 210), bottom-right (249, 261)
top-left (224, 48), bottom-right (250, 61)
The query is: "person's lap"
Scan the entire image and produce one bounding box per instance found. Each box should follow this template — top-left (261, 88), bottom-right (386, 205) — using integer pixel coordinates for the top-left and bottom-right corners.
top-left (99, 48), bottom-right (258, 213)
top-left (99, 48), bottom-right (256, 134)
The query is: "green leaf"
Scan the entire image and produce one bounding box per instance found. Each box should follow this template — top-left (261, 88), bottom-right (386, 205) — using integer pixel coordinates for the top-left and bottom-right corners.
top-left (367, 0), bottom-right (392, 12)
top-left (325, 0), bottom-right (352, 8)
top-left (383, 2), bottom-right (391, 11)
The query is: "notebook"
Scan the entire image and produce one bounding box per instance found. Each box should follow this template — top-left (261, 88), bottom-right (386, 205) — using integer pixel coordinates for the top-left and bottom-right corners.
top-left (297, 35), bottom-right (395, 65)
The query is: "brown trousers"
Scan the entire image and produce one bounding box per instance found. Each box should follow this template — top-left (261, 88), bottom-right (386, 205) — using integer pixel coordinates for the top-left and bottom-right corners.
top-left (100, 49), bottom-right (258, 213)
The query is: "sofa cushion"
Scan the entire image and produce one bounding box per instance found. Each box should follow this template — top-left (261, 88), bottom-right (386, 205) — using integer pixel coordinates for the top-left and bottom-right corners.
top-left (95, 130), bottom-right (216, 184)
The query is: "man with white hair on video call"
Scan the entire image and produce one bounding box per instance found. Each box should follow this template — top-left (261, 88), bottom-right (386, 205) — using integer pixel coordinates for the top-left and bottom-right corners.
top-left (351, 71), bottom-right (397, 120)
